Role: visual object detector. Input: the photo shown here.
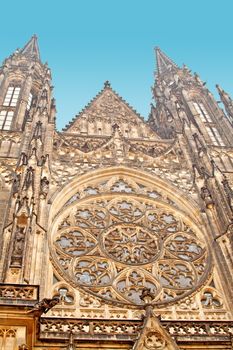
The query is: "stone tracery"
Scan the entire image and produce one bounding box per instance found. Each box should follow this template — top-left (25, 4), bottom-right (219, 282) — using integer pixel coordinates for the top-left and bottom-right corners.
top-left (103, 224), bottom-right (160, 264)
top-left (50, 173), bottom-right (210, 307)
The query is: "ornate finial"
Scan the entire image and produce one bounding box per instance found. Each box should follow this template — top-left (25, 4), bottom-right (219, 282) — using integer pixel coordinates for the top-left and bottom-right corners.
top-left (104, 80), bottom-right (111, 88)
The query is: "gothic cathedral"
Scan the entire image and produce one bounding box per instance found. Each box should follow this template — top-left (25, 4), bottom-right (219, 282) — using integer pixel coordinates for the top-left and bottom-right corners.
top-left (0, 36), bottom-right (233, 350)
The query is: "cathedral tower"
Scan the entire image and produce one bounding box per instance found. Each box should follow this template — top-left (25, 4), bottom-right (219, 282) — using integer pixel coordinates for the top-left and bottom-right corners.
top-left (0, 36), bottom-right (55, 286)
top-left (0, 39), bottom-right (232, 350)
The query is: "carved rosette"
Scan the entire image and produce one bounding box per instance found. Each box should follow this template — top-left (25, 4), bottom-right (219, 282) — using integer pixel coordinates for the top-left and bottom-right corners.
top-left (50, 178), bottom-right (210, 307)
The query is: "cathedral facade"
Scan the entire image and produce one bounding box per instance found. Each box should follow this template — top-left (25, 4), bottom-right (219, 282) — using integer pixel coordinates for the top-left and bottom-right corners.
top-left (0, 36), bottom-right (233, 349)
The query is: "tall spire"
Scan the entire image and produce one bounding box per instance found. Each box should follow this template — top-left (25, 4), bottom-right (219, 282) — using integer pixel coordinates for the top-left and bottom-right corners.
top-left (155, 47), bottom-right (178, 75)
top-left (20, 35), bottom-right (40, 60)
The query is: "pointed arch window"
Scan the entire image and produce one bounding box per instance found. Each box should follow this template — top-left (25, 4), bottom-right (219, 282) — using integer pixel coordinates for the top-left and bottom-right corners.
top-left (193, 102), bottom-right (212, 123)
top-left (3, 86), bottom-right (21, 107)
top-left (0, 85), bottom-right (21, 130)
top-left (206, 126), bottom-right (225, 146)
top-left (0, 110), bottom-right (14, 130)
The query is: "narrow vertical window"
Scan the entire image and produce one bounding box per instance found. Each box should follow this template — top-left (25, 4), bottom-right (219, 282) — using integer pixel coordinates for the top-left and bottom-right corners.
top-left (193, 102), bottom-right (212, 123)
top-left (206, 126), bottom-right (225, 146)
top-left (0, 110), bottom-right (14, 130)
top-left (212, 127), bottom-right (225, 146)
top-left (27, 92), bottom-right (33, 110)
top-left (3, 86), bottom-right (21, 107)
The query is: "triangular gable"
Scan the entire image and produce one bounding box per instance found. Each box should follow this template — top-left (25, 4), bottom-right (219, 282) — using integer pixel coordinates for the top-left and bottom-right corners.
top-left (133, 305), bottom-right (180, 350)
top-left (63, 82), bottom-right (160, 140)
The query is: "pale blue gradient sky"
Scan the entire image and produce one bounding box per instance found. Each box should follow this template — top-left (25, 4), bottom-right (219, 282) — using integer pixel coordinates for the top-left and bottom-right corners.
top-left (0, 0), bottom-right (232, 130)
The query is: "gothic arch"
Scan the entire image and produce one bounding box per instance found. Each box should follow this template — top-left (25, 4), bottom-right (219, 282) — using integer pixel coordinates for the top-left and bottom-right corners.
top-left (47, 166), bottom-right (212, 308)
top-left (49, 166), bottom-right (204, 228)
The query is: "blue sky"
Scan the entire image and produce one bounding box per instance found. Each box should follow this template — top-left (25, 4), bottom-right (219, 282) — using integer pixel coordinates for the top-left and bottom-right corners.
top-left (1, 0), bottom-right (232, 130)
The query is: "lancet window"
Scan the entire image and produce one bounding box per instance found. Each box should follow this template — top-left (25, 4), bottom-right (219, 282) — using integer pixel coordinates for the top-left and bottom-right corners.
top-left (27, 92), bottom-right (33, 110)
top-left (193, 102), bottom-right (212, 123)
top-left (3, 86), bottom-right (21, 107)
top-left (0, 85), bottom-right (21, 130)
top-left (0, 110), bottom-right (14, 130)
top-left (206, 126), bottom-right (225, 146)
top-left (192, 101), bottom-right (225, 146)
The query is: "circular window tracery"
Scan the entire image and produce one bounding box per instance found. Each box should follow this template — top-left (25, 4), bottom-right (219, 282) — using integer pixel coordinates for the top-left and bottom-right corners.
top-left (102, 224), bottom-right (161, 265)
top-left (55, 228), bottom-right (97, 257)
top-left (50, 180), bottom-right (210, 307)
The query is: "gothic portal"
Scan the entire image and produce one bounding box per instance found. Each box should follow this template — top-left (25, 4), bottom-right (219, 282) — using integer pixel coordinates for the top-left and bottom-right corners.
top-left (0, 36), bottom-right (233, 349)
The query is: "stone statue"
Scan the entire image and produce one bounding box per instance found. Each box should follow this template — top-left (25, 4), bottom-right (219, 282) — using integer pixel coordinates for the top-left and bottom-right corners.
top-left (12, 174), bottom-right (21, 196)
top-left (12, 226), bottom-right (25, 256)
top-left (23, 167), bottom-right (34, 191)
top-left (11, 226), bottom-right (26, 266)
top-left (40, 176), bottom-right (49, 198)
top-left (201, 186), bottom-right (214, 209)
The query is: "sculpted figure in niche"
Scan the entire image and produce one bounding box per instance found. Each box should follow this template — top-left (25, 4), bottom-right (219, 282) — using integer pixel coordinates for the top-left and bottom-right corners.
top-left (12, 174), bottom-right (21, 196)
top-left (201, 186), bottom-right (214, 209)
top-left (111, 124), bottom-right (125, 155)
top-left (23, 167), bottom-right (34, 191)
top-left (40, 176), bottom-right (49, 198)
top-left (11, 226), bottom-right (26, 266)
top-left (12, 226), bottom-right (25, 256)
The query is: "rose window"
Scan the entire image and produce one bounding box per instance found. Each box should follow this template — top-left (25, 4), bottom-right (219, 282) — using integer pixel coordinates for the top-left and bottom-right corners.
top-left (50, 189), bottom-right (210, 306)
